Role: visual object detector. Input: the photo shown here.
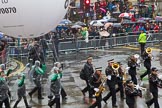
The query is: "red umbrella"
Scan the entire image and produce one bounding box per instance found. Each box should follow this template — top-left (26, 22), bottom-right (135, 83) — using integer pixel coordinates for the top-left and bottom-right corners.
top-left (119, 13), bottom-right (133, 18)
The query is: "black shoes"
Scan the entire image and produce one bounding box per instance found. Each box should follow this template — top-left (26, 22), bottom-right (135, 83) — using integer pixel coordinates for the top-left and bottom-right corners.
top-left (102, 99), bottom-right (107, 104)
top-left (81, 90), bottom-right (85, 96)
top-left (26, 105), bottom-right (32, 108)
top-left (38, 97), bottom-right (44, 100)
top-left (113, 104), bottom-right (118, 108)
top-left (28, 93), bottom-right (32, 98)
top-left (62, 96), bottom-right (67, 100)
top-left (145, 102), bottom-right (150, 108)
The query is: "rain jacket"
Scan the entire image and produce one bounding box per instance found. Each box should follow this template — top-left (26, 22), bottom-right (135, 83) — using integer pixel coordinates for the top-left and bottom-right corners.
top-left (138, 33), bottom-right (146, 43)
top-left (17, 74), bottom-right (26, 97)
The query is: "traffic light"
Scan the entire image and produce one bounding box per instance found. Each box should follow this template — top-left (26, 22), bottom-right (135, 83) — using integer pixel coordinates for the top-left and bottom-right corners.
top-left (85, 0), bottom-right (90, 5)
top-left (84, 0), bottom-right (90, 12)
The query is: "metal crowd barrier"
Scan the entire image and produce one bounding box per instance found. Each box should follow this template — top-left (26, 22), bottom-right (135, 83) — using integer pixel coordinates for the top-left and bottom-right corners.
top-left (6, 32), bottom-right (162, 57)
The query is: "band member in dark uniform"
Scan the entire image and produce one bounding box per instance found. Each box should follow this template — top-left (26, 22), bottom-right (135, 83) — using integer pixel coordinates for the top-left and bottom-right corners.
top-left (102, 62), bottom-right (124, 102)
top-left (102, 59), bottom-right (118, 107)
top-left (128, 55), bottom-right (138, 84)
top-left (140, 49), bottom-right (152, 80)
top-left (81, 56), bottom-right (94, 98)
top-left (116, 62), bottom-right (124, 99)
top-left (125, 79), bottom-right (142, 108)
top-left (146, 67), bottom-right (162, 108)
top-left (88, 67), bottom-right (102, 108)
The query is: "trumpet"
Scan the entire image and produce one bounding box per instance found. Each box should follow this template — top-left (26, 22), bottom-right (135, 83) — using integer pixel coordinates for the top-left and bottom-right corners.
top-left (134, 84), bottom-right (147, 91)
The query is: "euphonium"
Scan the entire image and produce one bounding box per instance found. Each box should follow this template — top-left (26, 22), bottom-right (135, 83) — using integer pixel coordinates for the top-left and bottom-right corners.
top-left (112, 62), bottom-right (119, 75)
top-left (112, 62), bottom-right (119, 71)
top-left (146, 47), bottom-right (152, 54)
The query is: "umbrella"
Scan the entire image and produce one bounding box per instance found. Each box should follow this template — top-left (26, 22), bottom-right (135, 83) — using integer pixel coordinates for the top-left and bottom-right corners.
top-left (91, 21), bottom-right (104, 27)
top-left (137, 20), bottom-right (146, 23)
top-left (0, 32), bottom-right (4, 39)
top-left (71, 25), bottom-right (82, 28)
top-left (119, 13), bottom-right (133, 18)
top-left (100, 8), bottom-right (106, 13)
top-left (104, 22), bottom-right (113, 29)
top-left (99, 30), bottom-right (110, 37)
top-left (155, 16), bottom-right (162, 21)
top-left (74, 21), bottom-right (86, 26)
top-left (122, 19), bottom-right (135, 24)
top-left (107, 18), bottom-right (117, 22)
top-left (59, 19), bottom-right (72, 25)
top-left (89, 20), bottom-right (97, 25)
top-left (103, 16), bottom-right (110, 20)
top-left (139, 17), bottom-right (151, 21)
top-left (113, 23), bottom-right (122, 27)
top-left (98, 19), bottom-right (108, 23)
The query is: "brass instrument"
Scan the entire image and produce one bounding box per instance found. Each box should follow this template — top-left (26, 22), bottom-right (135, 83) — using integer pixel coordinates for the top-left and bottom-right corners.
top-left (146, 47), bottom-right (152, 54)
top-left (146, 47), bottom-right (153, 59)
top-left (112, 62), bottom-right (119, 75)
top-left (95, 77), bottom-right (107, 97)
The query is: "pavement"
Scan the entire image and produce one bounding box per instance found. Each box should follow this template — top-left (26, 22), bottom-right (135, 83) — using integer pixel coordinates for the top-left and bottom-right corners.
top-left (6, 45), bottom-right (162, 108)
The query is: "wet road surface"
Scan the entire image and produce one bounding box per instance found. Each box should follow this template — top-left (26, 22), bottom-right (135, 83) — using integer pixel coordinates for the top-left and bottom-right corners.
top-left (9, 47), bottom-right (162, 108)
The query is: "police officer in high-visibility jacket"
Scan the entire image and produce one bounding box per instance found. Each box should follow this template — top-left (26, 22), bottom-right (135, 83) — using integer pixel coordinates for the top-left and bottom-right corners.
top-left (138, 30), bottom-right (147, 57)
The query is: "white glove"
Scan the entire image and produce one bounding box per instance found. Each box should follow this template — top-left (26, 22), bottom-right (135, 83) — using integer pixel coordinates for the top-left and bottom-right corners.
top-left (107, 75), bottom-right (111, 80)
top-left (94, 88), bottom-right (99, 92)
top-left (135, 84), bottom-right (139, 90)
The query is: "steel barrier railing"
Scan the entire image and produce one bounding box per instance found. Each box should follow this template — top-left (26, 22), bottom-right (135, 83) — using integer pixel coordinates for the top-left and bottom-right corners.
top-left (6, 32), bottom-right (162, 58)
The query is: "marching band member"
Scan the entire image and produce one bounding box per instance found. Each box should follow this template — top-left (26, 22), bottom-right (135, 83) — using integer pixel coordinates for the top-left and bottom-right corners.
top-left (116, 62), bottom-right (124, 99)
top-left (81, 56), bottom-right (94, 98)
top-left (54, 62), bottom-right (67, 100)
top-left (146, 67), bottom-right (162, 108)
top-left (13, 73), bottom-right (31, 108)
top-left (28, 60), bottom-right (45, 99)
top-left (128, 55), bottom-right (138, 84)
top-left (125, 79), bottom-right (142, 108)
top-left (48, 62), bottom-right (67, 101)
top-left (88, 67), bottom-right (102, 108)
top-left (102, 62), bottom-right (125, 102)
top-left (102, 59), bottom-right (118, 107)
top-left (48, 67), bottom-right (62, 108)
top-left (140, 49), bottom-right (152, 80)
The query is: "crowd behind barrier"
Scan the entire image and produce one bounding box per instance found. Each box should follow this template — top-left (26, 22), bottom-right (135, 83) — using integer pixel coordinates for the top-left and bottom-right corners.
top-left (6, 32), bottom-right (162, 59)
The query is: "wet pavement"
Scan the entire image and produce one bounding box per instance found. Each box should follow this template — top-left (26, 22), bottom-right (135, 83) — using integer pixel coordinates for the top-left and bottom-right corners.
top-left (8, 47), bottom-right (162, 108)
